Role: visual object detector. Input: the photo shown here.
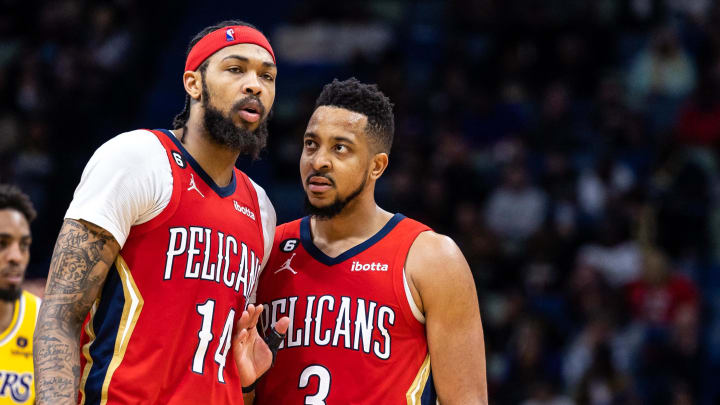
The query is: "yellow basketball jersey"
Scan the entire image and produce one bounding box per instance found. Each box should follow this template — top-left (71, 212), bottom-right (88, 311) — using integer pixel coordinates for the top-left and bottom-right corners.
top-left (0, 290), bottom-right (40, 404)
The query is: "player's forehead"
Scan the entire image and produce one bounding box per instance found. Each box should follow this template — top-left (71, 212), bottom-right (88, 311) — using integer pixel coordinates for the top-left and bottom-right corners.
top-left (0, 209), bottom-right (30, 237)
top-left (205, 43), bottom-right (275, 68)
top-left (306, 106), bottom-right (368, 141)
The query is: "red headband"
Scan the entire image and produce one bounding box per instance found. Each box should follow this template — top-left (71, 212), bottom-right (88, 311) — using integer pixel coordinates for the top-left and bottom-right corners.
top-left (184, 25), bottom-right (275, 72)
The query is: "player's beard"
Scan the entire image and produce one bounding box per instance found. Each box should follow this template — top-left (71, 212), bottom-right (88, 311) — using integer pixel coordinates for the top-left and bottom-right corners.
top-left (304, 171), bottom-right (368, 220)
top-left (201, 83), bottom-right (270, 160)
top-left (0, 286), bottom-right (21, 302)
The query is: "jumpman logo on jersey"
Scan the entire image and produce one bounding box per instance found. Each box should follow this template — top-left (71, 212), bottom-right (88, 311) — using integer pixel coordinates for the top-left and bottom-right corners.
top-left (274, 253), bottom-right (297, 274)
top-left (187, 173), bottom-right (204, 198)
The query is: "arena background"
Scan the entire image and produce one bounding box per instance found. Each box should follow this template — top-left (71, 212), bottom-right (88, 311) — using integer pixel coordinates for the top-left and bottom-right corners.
top-left (2, 0), bottom-right (719, 403)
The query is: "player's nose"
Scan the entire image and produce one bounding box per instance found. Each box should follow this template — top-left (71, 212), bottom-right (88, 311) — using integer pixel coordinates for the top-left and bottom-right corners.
top-left (310, 148), bottom-right (332, 171)
top-left (5, 242), bottom-right (25, 264)
top-left (242, 72), bottom-right (262, 96)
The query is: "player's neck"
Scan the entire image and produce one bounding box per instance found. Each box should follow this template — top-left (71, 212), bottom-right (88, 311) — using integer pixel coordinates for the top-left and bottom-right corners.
top-left (311, 199), bottom-right (392, 247)
top-left (172, 126), bottom-right (239, 187)
top-left (0, 301), bottom-right (14, 333)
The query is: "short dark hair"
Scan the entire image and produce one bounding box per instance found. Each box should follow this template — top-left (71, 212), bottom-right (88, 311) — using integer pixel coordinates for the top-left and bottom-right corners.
top-left (0, 185), bottom-right (36, 223)
top-left (172, 20), bottom-right (262, 130)
top-left (314, 78), bottom-right (395, 154)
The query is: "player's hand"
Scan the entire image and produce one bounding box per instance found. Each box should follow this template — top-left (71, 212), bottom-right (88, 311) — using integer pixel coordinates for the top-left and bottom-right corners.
top-left (232, 304), bottom-right (290, 387)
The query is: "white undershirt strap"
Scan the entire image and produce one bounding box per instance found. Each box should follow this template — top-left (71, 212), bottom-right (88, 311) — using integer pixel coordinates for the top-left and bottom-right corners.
top-left (403, 269), bottom-right (425, 324)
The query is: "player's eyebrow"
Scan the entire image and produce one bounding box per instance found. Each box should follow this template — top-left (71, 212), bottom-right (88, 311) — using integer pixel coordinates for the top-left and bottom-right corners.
top-left (222, 55), bottom-right (276, 69)
top-left (333, 136), bottom-right (356, 145)
top-left (0, 233), bottom-right (30, 240)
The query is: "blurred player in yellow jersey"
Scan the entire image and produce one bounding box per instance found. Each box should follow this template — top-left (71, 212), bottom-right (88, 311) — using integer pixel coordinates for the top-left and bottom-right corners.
top-left (0, 185), bottom-right (39, 405)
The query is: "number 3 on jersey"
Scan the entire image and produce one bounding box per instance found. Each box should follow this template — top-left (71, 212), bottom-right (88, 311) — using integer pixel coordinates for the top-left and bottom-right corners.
top-left (193, 299), bottom-right (236, 383)
top-left (299, 365), bottom-right (331, 405)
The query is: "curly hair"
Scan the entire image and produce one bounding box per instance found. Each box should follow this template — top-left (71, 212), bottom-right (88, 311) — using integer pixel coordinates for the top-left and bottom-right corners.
top-left (172, 20), bottom-right (262, 131)
top-left (0, 184), bottom-right (36, 223)
top-left (315, 78), bottom-right (395, 154)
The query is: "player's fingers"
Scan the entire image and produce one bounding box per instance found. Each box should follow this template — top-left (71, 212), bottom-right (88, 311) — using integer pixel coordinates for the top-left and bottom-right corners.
top-left (248, 304), bottom-right (263, 328)
top-left (246, 304), bottom-right (256, 318)
top-left (233, 328), bottom-right (248, 345)
top-left (236, 308), bottom-right (251, 331)
top-left (274, 316), bottom-right (290, 335)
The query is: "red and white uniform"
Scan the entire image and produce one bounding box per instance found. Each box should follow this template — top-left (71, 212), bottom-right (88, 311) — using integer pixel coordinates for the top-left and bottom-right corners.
top-left (254, 214), bottom-right (438, 404)
top-left (66, 129), bottom-right (275, 405)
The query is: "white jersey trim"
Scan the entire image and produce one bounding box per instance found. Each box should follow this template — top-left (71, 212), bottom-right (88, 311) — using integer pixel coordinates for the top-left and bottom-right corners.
top-left (64, 130), bottom-right (173, 248)
top-left (248, 179), bottom-right (276, 304)
top-left (403, 269), bottom-right (425, 324)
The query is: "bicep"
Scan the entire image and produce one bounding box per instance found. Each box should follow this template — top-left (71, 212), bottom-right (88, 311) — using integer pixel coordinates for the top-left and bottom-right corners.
top-left (408, 233), bottom-right (488, 405)
top-left (42, 219), bottom-right (120, 329)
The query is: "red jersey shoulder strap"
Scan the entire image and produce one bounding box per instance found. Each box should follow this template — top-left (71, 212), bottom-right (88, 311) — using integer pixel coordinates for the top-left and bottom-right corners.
top-left (275, 219), bottom-right (303, 245)
top-left (387, 217), bottom-right (433, 257)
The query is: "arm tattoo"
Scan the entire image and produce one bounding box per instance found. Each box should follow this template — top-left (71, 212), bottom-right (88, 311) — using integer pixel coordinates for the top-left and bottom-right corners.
top-left (34, 219), bottom-right (120, 405)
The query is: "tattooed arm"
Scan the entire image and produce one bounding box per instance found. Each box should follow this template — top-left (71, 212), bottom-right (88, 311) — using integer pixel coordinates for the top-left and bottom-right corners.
top-left (34, 219), bottom-right (120, 405)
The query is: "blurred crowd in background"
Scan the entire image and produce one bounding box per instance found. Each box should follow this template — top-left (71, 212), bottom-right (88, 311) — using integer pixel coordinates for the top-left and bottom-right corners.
top-left (2, 0), bottom-right (720, 403)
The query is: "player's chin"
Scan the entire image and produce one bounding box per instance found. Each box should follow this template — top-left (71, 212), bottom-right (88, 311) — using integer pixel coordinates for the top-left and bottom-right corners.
top-left (306, 196), bottom-right (330, 208)
top-left (0, 282), bottom-right (19, 290)
top-left (234, 121), bottom-right (256, 132)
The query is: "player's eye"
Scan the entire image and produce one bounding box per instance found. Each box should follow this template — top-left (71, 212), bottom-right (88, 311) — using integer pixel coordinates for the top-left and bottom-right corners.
top-left (228, 66), bottom-right (242, 73)
top-left (304, 139), bottom-right (316, 149)
top-left (262, 73), bottom-right (275, 82)
top-left (334, 144), bottom-right (347, 153)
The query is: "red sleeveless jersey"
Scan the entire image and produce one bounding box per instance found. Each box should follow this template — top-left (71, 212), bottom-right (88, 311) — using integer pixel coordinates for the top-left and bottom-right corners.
top-left (254, 214), bottom-right (438, 404)
top-left (78, 129), bottom-right (266, 405)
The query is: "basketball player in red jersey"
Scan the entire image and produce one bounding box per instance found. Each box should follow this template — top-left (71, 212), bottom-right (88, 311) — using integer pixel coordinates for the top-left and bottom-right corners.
top-left (34, 20), bottom-right (289, 405)
top-left (251, 78), bottom-right (488, 404)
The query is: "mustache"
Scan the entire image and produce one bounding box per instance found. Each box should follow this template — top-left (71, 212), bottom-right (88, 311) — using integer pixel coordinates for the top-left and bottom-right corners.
top-left (231, 95), bottom-right (266, 117)
top-left (0, 265), bottom-right (23, 276)
top-left (305, 172), bottom-right (336, 187)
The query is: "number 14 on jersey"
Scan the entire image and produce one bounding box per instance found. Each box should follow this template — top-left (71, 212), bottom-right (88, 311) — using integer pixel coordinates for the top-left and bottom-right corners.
top-left (193, 299), bottom-right (236, 383)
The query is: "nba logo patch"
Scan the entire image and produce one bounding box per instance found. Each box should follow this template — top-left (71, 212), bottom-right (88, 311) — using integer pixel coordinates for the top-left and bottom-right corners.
top-left (225, 28), bottom-right (235, 42)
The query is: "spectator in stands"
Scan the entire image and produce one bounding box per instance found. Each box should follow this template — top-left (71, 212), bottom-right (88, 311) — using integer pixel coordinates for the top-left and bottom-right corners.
top-left (574, 343), bottom-right (635, 404)
top-left (627, 26), bottom-right (696, 108)
top-left (626, 248), bottom-right (698, 327)
top-left (485, 162), bottom-right (547, 252)
top-left (676, 57), bottom-right (720, 147)
top-left (576, 216), bottom-right (642, 288)
top-left (577, 155), bottom-right (636, 221)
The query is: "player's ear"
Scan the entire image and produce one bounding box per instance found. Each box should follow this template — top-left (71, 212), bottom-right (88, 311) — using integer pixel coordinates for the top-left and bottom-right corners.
top-left (183, 70), bottom-right (203, 101)
top-left (370, 152), bottom-right (389, 180)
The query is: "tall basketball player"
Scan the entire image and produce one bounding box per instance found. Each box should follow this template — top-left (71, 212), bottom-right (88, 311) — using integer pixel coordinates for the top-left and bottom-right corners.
top-left (252, 78), bottom-right (488, 404)
top-left (33, 20), bottom-right (289, 405)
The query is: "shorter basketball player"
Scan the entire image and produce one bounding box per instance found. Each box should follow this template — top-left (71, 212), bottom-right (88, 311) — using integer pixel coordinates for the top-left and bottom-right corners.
top-left (251, 79), bottom-right (488, 404)
top-left (0, 185), bottom-right (40, 405)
